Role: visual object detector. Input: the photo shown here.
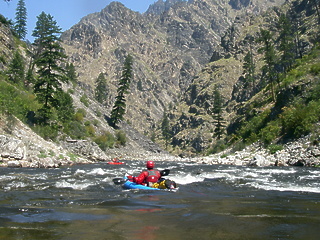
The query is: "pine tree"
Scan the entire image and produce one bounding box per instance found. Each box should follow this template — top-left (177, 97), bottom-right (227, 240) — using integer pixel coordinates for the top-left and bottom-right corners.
top-left (32, 12), bottom-right (69, 124)
top-left (7, 50), bottom-right (25, 84)
top-left (310, 0), bottom-right (320, 23)
top-left (110, 55), bottom-right (133, 127)
top-left (56, 91), bottom-right (75, 123)
top-left (161, 111), bottom-right (171, 150)
top-left (94, 72), bottom-right (107, 104)
top-left (14, 0), bottom-right (27, 39)
top-left (211, 86), bottom-right (225, 140)
top-left (257, 28), bottom-right (278, 102)
top-left (243, 49), bottom-right (255, 91)
top-left (65, 63), bottom-right (78, 84)
top-left (277, 13), bottom-right (295, 73)
top-left (288, 4), bottom-right (304, 59)
top-left (32, 12), bottom-right (51, 64)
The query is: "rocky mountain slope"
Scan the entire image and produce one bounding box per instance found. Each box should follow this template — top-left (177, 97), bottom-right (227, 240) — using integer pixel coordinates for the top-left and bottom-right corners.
top-left (164, 0), bottom-right (320, 155)
top-left (61, 0), bottom-right (285, 140)
top-left (2, 0), bottom-right (319, 168)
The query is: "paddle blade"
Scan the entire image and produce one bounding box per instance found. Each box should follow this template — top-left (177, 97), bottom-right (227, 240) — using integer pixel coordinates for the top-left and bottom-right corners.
top-left (160, 169), bottom-right (170, 176)
top-left (112, 178), bottom-right (126, 185)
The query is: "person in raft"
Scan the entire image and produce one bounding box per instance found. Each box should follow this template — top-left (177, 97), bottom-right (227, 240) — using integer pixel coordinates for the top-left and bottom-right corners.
top-left (132, 161), bottom-right (161, 187)
top-left (112, 157), bottom-right (119, 163)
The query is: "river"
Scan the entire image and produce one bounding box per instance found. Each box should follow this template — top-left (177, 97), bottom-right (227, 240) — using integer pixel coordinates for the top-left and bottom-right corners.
top-left (0, 160), bottom-right (319, 240)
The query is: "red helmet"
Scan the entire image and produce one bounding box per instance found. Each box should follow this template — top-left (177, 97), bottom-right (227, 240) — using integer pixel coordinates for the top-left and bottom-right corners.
top-left (146, 161), bottom-right (154, 169)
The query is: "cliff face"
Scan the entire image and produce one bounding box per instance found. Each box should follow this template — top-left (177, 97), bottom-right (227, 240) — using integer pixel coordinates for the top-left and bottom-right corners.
top-left (61, 0), bottom-right (285, 139)
top-left (0, 22), bottom-right (15, 70)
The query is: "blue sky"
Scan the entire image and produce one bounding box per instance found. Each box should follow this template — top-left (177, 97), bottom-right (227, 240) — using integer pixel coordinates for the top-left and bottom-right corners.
top-left (0, 0), bottom-right (157, 41)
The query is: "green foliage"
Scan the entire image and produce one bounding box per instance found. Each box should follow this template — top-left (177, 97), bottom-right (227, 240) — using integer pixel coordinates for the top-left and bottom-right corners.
top-left (85, 124), bottom-right (95, 137)
top-left (67, 152), bottom-right (78, 162)
top-left (74, 108), bottom-right (86, 122)
top-left (80, 94), bottom-right (89, 107)
top-left (94, 132), bottom-right (115, 150)
top-left (56, 91), bottom-right (75, 123)
top-left (65, 63), bottom-right (78, 84)
top-left (237, 109), bottom-right (271, 144)
top-left (32, 12), bottom-right (68, 124)
top-left (110, 55), bottom-right (133, 127)
top-left (207, 139), bottom-right (226, 155)
top-left (32, 124), bottom-right (59, 141)
top-left (14, 0), bottom-right (27, 39)
top-left (7, 51), bottom-right (25, 85)
top-left (92, 119), bottom-right (99, 127)
top-left (259, 121), bottom-right (281, 145)
top-left (38, 150), bottom-right (47, 158)
top-left (0, 14), bottom-right (10, 25)
top-left (63, 121), bottom-right (87, 139)
top-left (243, 50), bottom-right (255, 88)
top-left (280, 100), bottom-right (320, 138)
top-left (282, 68), bottom-right (305, 86)
top-left (276, 13), bottom-right (295, 73)
top-left (95, 111), bottom-right (102, 117)
top-left (211, 86), bottom-right (225, 139)
top-left (0, 80), bottom-right (39, 119)
top-left (310, 63), bottom-right (320, 75)
top-left (268, 144), bottom-right (283, 154)
top-left (94, 73), bottom-right (107, 103)
top-left (161, 111), bottom-right (171, 149)
top-left (0, 54), bottom-right (6, 65)
top-left (115, 130), bottom-right (126, 146)
top-left (257, 28), bottom-right (278, 101)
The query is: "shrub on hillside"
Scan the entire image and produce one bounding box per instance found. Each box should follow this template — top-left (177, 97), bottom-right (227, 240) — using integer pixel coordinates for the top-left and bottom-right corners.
top-left (116, 130), bottom-right (126, 146)
top-left (259, 121), bottom-right (281, 145)
top-left (94, 132), bottom-right (115, 150)
top-left (63, 121), bottom-right (87, 139)
top-left (281, 101), bottom-right (320, 138)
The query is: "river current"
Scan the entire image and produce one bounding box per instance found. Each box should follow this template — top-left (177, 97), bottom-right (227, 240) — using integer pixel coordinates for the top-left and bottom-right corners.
top-left (0, 160), bottom-right (319, 240)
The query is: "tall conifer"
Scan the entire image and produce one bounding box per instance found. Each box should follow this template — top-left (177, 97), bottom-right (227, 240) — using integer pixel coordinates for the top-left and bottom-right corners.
top-left (277, 13), bottom-right (295, 73)
top-left (212, 86), bottom-right (225, 139)
top-left (257, 29), bottom-right (278, 102)
top-left (161, 111), bottom-right (171, 149)
top-left (7, 50), bottom-right (25, 84)
top-left (110, 55), bottom-right (133, 127)
top-left (243, 49), bottom-right (255, 91)
top-left (32, 12), bottom-right (68, 124)
top-left (95, 73), bottom-right (107, 104)
top-left (14, 0), bottom-right (27, 39)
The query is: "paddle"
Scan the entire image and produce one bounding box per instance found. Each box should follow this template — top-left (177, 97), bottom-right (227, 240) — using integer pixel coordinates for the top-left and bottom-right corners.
top-left (160, 169), bottom-right (170, 176)
top-left (112, 178), bottom-right (127, 185)
top-left (112, 169), bottom-right (170, 185)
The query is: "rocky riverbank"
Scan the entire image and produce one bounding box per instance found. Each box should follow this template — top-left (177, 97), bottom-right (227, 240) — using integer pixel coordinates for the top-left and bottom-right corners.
top-left (198, 135), bottom-right (320, 167)
top-left (0, 116), bottom-right (107, 168)
top-left (1, 116), bottom-right (319, 168)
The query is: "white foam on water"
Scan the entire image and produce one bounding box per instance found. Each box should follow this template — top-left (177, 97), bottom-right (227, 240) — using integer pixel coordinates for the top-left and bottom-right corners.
top-left (55, 180), bottom-right (93, 190)
top-left (173, 173), bottom-right (205, 184)
top-left (86, 168), bottom-right (108, 176)
top-left (245, 168), bottom-right (297, 175)
top-left (28, 173), bottom-right (49, 180)
top-left (251, 182), bottom-right (320, 193)
top-left (4, 181), bottom-right (28, 190)
top-left (298, 175), bottom-right (320, 180)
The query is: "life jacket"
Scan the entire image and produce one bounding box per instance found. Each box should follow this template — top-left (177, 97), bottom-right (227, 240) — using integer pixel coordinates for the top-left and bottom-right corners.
top-left (146, 170), bottom-right (159, 183)
top-left (152, 179), bottom-right (177, 189)
top-left (152, 180), bottom-right (167, 189)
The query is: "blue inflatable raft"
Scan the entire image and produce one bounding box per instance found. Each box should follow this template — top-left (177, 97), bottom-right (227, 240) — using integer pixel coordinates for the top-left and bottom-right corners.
top-left (123, 180), bottom-right (161, 190)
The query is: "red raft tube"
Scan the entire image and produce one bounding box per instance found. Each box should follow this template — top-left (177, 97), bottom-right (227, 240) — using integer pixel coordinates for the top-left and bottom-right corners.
top-left (107, 158), bottom-right (125, 165)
